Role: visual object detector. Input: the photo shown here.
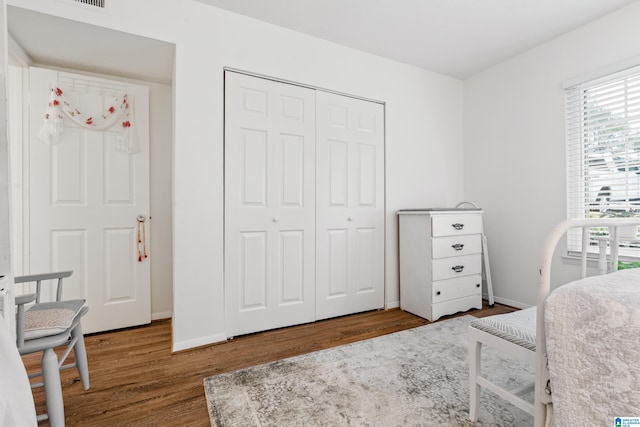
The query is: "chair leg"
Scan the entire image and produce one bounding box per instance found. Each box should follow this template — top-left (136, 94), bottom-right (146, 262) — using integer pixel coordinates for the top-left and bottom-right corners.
top-left (71, 323), bottom-right (90, 390)
top-left (42, 348), bottom-right (65, 427)
top-left (469, 337), bottom-right (482, 421)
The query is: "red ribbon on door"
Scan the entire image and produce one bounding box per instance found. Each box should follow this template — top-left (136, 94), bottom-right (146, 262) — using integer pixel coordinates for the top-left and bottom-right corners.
top-left (137, 215), bottom-right (148, 262)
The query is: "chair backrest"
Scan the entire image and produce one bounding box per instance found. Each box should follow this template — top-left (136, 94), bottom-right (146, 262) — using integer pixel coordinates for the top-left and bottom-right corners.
top-left (14, 271), bottom-right (75, 348)
top-left (15, 271), bottom-right (73, 303)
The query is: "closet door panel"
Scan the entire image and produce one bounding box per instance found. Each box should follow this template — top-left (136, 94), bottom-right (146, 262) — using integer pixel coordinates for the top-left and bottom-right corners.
top-left (280, 135), bottom-right (305, 206)
top-left (356, 227), bottom-right (376, 293)
top-left (328, 140), bottom-right (349, 206)
top-left (279, 230), bottom-right (305, 303)
top-left (328, 228), bottom-right (349, 297)
top-left (271, 81), bottom-right (316, 321)
top-left (357, 143), bottom-right (377, 206)
top-left (316, 92), bottom-right (385, 320)
top-left (225, 72), bottom-right (316, 337)
top-left (240, 231), bottom-right (267, 309)
top-left (241, 129), bottom-right (268, 206)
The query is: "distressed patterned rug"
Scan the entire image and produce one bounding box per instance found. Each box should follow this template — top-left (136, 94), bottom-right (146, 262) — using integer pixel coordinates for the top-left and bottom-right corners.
top-left (204, 315), bottom-right (534, 426)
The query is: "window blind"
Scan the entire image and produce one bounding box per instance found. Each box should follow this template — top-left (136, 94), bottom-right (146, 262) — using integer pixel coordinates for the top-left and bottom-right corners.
top-left (566, 65), bottom-right (640, 255)
top-left (74, 0), bottom-right (106, 8)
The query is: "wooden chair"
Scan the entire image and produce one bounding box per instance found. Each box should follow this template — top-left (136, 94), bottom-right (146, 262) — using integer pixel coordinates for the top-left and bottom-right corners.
top-left (15, 271), bottom-right (90, 427)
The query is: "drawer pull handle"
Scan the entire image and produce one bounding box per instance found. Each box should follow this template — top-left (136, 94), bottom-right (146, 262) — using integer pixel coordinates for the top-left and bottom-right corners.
top-left (452, 243), bottom-right (464, 251)
top-left (451, 265), bottom-right (464, 273)
top-left (476, 284), bottom-right (481, 288)
top-left (436, 291), bottom-right (441, 296)
top-left (452, 223), bottom-right (464, 230)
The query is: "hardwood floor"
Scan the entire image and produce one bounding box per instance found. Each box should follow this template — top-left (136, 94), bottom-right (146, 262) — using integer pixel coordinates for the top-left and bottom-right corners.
top-left (22, 302), bottom-right (516, 426)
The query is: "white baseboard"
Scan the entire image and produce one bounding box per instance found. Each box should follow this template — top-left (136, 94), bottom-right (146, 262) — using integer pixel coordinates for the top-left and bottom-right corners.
top-left (152, 311), bottom-right (172, 321)
top-left (172, 332), bottom-right (227, 352)
top-left (385, 300), bottom-right (400, 309)
top-left (492, 296), bottom-right (531, 310)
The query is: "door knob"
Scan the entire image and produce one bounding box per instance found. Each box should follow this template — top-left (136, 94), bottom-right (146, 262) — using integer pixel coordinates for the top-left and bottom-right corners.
top-left (272, 218), bottom-right (279, 223)
top-left (348, 217), bottom-right (353, 221)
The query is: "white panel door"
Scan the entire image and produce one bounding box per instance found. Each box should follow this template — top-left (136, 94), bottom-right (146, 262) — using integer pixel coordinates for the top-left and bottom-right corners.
top-left (225, 72), bottom-right (316, 337)
top-left (28, 67), bottom-right (151, 333)
top-left (316, 91), bottom-right (385, 320)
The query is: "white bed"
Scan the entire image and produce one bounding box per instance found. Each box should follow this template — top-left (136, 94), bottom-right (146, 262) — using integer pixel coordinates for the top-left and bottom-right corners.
top-left (536, 219), bottom-right (640, 426)
top-left (0, 298), bottom-right (37, 426)
top-left (469, 218), bottom-right (640, 427)
top-left (544, 267), bottom-right (640, 426)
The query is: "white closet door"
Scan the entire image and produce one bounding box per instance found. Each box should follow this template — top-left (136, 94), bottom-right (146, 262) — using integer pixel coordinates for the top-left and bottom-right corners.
top-left (315, 91), bottom-right (385, 320)
top-left (225, 72), bottom-right (316, 337)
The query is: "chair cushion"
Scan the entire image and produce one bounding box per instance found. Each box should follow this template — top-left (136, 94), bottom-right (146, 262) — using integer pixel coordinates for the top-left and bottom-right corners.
top-left (469, 306), bottom-right (537, 351)
top-left (24, 300), bottom-right (86, 340)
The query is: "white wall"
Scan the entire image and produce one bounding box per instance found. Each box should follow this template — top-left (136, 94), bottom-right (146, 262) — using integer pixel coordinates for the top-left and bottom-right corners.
top-left (0, 0), bottom-right (10, 278)
top-left (146, 80), bottom-right (173, 320)
top-left (6, 0), bottom-right (464, 350)
top-left (463, 1), bottom-right (640, 307)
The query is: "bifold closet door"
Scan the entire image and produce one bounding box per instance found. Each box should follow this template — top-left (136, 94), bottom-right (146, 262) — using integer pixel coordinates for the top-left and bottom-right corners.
top-left (224, 72), bottom-right (316, 337)
top-left (315, 91), bottom-right (385, 320)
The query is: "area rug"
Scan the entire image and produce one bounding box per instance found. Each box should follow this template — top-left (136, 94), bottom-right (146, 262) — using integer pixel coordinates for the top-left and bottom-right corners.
top-left (203, 315), bottom-right (534, 426)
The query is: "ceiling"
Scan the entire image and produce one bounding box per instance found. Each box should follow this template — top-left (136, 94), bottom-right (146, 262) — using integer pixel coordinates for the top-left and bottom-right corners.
top-left (196, 0), bottom-right (639, 79)
top-left (6, 1), bottom-right (640, 83)
top-left (7, 6), bottom-right (175, 85)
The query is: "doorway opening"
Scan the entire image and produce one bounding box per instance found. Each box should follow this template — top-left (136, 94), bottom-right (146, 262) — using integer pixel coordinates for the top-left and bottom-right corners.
top-left (7, 5), bottom-right (176, 332)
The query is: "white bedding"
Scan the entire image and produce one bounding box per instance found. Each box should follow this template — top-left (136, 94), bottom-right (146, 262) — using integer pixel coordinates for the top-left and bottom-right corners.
top-left (544, 268), bottom-right (640, 426)
top-left (0, 312), bottom-right (37, 426)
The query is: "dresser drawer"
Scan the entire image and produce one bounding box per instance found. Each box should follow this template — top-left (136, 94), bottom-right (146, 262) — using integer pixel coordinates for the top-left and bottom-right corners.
top-left (432, 254), bottom-right (482, 281)
top-left (432, 214), bottom-right (482, 237)
top-left (432, 274), bottom-right (482, 303)
top-left (432, 235), bottom-right (481, 259)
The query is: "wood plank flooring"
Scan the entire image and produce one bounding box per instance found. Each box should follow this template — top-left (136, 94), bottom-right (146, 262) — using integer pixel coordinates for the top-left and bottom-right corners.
top-left (22, 302), bottom-right (516, 426)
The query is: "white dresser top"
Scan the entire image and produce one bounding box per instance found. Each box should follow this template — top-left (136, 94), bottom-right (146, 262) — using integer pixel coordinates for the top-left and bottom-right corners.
top-left (397, 208), bottom-right (483, 215)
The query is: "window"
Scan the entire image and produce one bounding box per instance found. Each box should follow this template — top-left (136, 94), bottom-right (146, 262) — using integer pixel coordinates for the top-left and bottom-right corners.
top-left (566, 64), bottom-right (640, 256)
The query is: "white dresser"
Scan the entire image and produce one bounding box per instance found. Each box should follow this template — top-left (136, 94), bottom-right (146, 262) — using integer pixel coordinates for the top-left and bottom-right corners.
top-left (398, 209), bottom-right (483, 321)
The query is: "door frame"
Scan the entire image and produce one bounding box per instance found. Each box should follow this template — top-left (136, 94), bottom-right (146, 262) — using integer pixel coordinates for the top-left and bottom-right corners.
top-left (224, 67), bottom-right (385, 105)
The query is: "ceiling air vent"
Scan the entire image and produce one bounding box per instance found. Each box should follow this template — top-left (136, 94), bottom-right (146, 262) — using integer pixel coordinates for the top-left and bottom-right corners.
top-left (74, 0), bottom-right (105, 8)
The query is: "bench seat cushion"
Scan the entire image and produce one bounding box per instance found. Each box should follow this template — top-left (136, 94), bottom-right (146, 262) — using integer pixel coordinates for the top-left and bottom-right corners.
top-left (469, 306), bottom-right (536, 351)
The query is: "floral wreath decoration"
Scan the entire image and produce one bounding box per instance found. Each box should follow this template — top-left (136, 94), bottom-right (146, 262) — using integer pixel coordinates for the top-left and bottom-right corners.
top-left (39, 86), bottom-right (137, 153)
